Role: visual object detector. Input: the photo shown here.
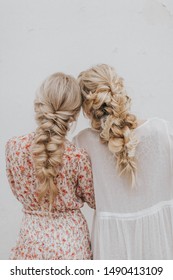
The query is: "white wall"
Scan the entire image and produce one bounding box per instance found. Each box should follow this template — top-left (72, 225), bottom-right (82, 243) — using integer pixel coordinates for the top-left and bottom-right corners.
top-left (0, 0), bottom-right (173, 259)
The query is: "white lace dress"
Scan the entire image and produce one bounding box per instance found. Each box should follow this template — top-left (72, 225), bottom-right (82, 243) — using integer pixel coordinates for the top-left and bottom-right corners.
top-left (73, 118), bottom-right (173, 259)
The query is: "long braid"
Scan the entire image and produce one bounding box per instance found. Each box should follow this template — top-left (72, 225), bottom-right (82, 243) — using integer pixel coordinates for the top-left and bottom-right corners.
top-left (32, 73), bottom-right (81, 209)
top-left (78, 64), bottom-right (138, 186)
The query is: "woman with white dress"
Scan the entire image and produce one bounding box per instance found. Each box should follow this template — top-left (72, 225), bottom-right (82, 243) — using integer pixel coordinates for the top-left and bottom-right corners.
top-left (73, 64), bottom-right (173, 259)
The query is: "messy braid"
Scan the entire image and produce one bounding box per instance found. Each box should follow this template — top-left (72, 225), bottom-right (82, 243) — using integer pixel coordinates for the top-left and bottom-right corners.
top-left (32, 73), bottom-right (81, 208)
top-left (78, 64), bottom-right (138, 186)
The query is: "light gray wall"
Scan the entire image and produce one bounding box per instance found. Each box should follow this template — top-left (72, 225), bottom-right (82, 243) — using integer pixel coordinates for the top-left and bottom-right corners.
top-left (0, 0), bottom-right (173, 259)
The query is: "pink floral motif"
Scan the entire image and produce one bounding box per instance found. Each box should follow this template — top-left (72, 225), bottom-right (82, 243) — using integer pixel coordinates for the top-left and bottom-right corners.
top-left (5, 132), bottom-right (95, 260)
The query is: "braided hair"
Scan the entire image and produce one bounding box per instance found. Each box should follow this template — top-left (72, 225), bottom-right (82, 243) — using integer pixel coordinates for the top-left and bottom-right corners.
top-left (32, 73), bottom-right (81, 209)
top-left (78, 64), bottom-right (138, 186)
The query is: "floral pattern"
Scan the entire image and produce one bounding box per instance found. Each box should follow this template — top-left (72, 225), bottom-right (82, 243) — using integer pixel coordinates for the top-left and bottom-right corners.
top-left (5, 132), bottom-right (95, 259)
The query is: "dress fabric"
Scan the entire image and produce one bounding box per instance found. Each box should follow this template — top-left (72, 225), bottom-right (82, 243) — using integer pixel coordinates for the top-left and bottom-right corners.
top-left (74, 118), bottom-right (173, 259)
top-left (6, 133), bottom-right (95, 260)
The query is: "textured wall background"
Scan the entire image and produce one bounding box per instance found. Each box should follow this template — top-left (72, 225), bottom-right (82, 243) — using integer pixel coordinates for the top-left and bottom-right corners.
top-left (0, 0), bottom-right (173, 259)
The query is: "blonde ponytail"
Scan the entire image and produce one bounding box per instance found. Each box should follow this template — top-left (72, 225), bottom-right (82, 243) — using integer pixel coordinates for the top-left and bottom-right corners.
top-left (78, 64), bottom-right (138, 186)
top-left (32, 73), bottom-right (81, 208)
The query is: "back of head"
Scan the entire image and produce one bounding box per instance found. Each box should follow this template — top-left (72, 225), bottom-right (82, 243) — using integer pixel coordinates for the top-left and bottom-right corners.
top-left (78, 64), bottom-right (138, 186)
top-left (32, 72), bottom-right (81, 209)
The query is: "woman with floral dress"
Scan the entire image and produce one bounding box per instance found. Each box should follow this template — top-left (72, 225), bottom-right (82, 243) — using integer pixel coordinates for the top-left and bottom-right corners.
top-left (6, 72), bottom-right (95, 259)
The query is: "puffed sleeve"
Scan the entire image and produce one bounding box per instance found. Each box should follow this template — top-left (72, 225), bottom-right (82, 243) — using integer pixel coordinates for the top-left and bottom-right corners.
top-left (5, 139), bottom-right (17, 198)
top-left (76, 149), bottom-right (95, 209)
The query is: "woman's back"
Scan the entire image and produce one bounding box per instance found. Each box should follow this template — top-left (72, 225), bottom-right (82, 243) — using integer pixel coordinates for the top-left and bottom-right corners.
top-left (6, 132), bottom-right (95, 259)
top-left (74, 118), bottom-right (173, 259)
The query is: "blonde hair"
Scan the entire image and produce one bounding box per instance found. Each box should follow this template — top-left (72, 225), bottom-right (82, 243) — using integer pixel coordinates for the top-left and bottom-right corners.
top-left (78, 64), bottom-right (138, 186)
top-left (32, 72), bottom-right (81, 209)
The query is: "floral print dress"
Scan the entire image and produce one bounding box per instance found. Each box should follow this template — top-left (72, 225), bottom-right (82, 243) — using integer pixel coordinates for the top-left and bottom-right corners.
top-left (5, 132), bottom-right (95, 260)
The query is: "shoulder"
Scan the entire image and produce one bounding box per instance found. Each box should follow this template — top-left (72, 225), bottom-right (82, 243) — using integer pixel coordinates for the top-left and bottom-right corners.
top-left (152, 117), bottom-right (168, 125)
top-left (138, 117), bottom-right (169, 133)
top-left (73, 128), bottom-right (98, 147)
top-left (142, 118), bottom-right (173, 143)
top-left (74, 128), bottom-right (93, 139)
top-left (6, 132), bottom-right (34, 151)
top-left (150, 117), bottom-right (171, 132)
top-left (64, 140), bottom-right (91, 163)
